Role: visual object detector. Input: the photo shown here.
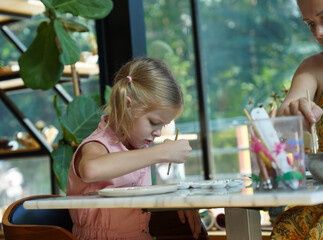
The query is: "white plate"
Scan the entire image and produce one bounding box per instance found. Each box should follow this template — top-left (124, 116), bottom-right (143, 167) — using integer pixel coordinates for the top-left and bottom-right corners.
top-left (226, 179), bottom-right (244, 188)
top-left (98, 184), bottom-right (178, 197)
top-left (178, 182), bottom-right (191, 190)
top-left (211, 180), bottom-right (227, 189)
top-left (190, 181), bottom-right (202, 188)
top-left (200, 182), bottom-right (214, 189)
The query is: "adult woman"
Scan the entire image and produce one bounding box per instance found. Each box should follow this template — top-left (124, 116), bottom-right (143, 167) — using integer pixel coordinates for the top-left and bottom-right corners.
top-left (272, 0), bottom-right (323, 239)
top-left (277, 0), bottom-right (323, 148)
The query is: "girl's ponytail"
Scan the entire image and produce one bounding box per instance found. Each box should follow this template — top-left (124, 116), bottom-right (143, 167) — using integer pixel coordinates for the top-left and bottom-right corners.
top-left (105, 76), bottom-right (133, 142)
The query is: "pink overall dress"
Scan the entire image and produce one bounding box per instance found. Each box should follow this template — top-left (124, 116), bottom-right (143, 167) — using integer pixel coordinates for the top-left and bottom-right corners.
top-left (66, 115), bottom-right (152, 240)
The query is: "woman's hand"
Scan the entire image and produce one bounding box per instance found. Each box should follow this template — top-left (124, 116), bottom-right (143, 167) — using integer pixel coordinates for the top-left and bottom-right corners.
top-left (177, 210), bottom-right (202, 239)
top-left (278, 97), bottom-right (323, 131)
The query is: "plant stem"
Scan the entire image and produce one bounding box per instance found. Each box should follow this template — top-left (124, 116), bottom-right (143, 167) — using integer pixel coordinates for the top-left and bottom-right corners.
top-left (71, 64), bottom-right (80, 97)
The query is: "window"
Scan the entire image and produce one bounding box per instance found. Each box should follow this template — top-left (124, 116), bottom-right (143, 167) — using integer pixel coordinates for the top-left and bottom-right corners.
top-left (144, 0), bottom-right (319, 181)
top-left (144, 1), bottom-right (204, 182)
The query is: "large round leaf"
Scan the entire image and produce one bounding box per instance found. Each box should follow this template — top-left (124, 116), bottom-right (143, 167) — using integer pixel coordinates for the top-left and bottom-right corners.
top-left (40, 0), bottom-right (54, 9)
top-left (52, 141), bottom-right (75, 192)
top-left (54, 19), bottom-right (81, 65)
top-left (51, 0), bottom-right (113, 19)
top-left (18, 21), bottom-right (63, 90)
top-left (63, 95), bottom-right (100, 144)
top-left (53, 95), bottom-right (76, 142)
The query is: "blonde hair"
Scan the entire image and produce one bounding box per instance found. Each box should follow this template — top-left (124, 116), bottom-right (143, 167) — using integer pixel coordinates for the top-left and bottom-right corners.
top-left (104, 57), bottom-right (184, 142)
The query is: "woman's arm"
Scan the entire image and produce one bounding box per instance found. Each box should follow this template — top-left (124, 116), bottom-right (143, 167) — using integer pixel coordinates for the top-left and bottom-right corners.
top-left (277, 55), bottom-right (323, 130)
top-left (78, 139), bottom-right (192, 182)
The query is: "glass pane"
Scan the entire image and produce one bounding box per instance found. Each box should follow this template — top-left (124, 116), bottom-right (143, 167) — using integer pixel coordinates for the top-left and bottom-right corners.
top-left (0, 100), bottom-right (25, 143)
top-left (198, 0), bottom-right (319, 177)
top-left (0, 33), bottom-right (21, 67)
top-left (4, 89), bottom-right (61, 146)
top-left (0, 156), bottom-right (51, 222)
top-left (144, 0), bottom-right (204, 182)
top-left (144, 0), bottom-right (320, 180)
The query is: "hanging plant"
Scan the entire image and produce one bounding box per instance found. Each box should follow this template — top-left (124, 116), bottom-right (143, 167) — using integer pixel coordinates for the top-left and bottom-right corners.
top-left (18, 0), bottom-right (113, 90)
top-left (17, 0), bottom-right (113, 191)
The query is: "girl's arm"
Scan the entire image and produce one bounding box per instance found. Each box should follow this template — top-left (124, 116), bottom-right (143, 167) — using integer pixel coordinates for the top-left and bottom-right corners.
top-left (277, 55), bottom-right (323, 130)
top-left (77, 139), bottom-right (192, 183)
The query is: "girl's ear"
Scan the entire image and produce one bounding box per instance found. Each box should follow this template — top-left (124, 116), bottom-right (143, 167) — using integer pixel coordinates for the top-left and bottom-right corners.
top-left (127, 96), bottom-right (132, 108)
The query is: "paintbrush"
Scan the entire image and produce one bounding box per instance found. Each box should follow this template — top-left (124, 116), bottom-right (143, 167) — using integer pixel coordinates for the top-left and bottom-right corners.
top-left (167, 128), bottom-right (179, 175)
top-left (307, 89), bottom-right (317, 154)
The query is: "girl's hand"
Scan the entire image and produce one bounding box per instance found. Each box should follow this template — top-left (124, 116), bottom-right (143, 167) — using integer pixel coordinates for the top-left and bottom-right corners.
top-left (177, 210), bottom-right (202, 239)
top-left (161, 139), bottom-right (192, 163)
top-left (278, 97), bottom-right (323, 131)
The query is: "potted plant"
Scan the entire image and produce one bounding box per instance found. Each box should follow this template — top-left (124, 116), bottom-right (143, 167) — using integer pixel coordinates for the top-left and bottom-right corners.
top-left (18, 0), bottom-right (113, 191)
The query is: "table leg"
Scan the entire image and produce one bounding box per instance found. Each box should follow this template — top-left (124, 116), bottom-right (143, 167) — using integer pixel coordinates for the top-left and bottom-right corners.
top-left (225, 208), bottom-right (262, 240)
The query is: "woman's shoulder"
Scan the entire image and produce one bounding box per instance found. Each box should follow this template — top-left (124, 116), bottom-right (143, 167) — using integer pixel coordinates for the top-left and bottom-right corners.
top-left (300, 52), bottom-right (323, 69)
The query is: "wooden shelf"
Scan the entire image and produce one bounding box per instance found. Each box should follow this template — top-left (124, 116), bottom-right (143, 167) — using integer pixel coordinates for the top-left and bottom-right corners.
top-left (0, 0), bottom-right (44, 16)
top-left (0, 146), bottom-right (40, 154)
top-left (0, 146), bottom-right (49, 159)
top-left (0, 0), bottom-right (45, 24)
top-left (0, 62), bottom-right (99, 91)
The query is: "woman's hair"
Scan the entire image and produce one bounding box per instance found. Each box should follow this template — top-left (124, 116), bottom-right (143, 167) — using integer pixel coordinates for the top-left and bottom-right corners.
top-left (104, 57), bottom-right (184, 142)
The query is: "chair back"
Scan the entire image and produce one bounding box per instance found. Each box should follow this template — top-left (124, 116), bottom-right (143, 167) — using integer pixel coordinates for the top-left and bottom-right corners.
top-left (3, 195), bottom-right (209, 240)
top-left (2, 195), bottom-right (76, 240)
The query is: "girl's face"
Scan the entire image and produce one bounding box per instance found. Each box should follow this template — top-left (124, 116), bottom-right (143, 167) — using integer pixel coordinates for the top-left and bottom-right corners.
top-left (124, 108), bottom-right (179, 149)
top-left (298, 0), bottom-right (323, 47)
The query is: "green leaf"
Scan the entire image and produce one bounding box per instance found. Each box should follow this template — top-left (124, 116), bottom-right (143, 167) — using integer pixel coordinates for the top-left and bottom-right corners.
top-left (60, 121), bottom-right (78, 143)
top-left (54, 19), bottom-right (81, 65)
top-left (40, 0), bottom-right (54, 9)
top-left (53, 95), bottom-right (64, 119)
top-left (60, 18), bottom-right (89, 32)
top-left (18, 21), bottom-right (63, 90)
top-left (53, 96), bottom-right (76, 142)
top-left (88, 93), bottom-right (102, 107)
top-left (64, 95), bottom-right (100, 143)
top-left (51, 141), bottom-right (75, 192)
top-left (52, 0), bottom-right (113, 19)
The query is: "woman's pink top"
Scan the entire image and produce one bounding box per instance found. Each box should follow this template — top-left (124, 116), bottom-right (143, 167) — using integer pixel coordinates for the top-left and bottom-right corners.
top-left (66, 115), bottom-right (152, 240)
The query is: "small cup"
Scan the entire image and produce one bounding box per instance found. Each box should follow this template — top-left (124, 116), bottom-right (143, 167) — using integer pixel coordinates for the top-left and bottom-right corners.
top-left (247, 116), bottom-right (306, 190)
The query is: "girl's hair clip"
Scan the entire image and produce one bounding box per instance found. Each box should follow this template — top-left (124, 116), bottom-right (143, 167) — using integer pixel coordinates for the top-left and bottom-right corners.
top-left (127, 76), bottom-right (132, 83)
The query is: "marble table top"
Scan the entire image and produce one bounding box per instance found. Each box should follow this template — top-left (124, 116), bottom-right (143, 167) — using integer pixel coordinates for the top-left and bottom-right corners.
top-left (24, 180), bottom-right (323, 210)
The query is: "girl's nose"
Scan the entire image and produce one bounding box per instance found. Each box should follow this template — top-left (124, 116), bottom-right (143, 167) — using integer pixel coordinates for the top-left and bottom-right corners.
top-left (152, 128), bottom-right (162, 137)
top-left (313, 24), bottom-right (323, 39)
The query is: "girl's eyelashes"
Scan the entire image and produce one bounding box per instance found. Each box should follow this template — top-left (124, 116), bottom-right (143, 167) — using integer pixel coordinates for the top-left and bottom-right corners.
top-left (305, 21), bottom-right (314, 28)
top-left (149, 120), bottom-right (164, 127)
top-left (149, 120), bottom-right (158, 126)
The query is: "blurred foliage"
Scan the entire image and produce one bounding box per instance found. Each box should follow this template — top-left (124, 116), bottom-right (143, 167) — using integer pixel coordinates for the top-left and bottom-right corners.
top-left (144, 0), bottom-right (319, 122)
top-left (144, 0), bottom-right (320, 175)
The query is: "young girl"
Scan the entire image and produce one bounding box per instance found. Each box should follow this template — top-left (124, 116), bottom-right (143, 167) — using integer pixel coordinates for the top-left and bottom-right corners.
top-left (66, 57), bottom-right (201, 240)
